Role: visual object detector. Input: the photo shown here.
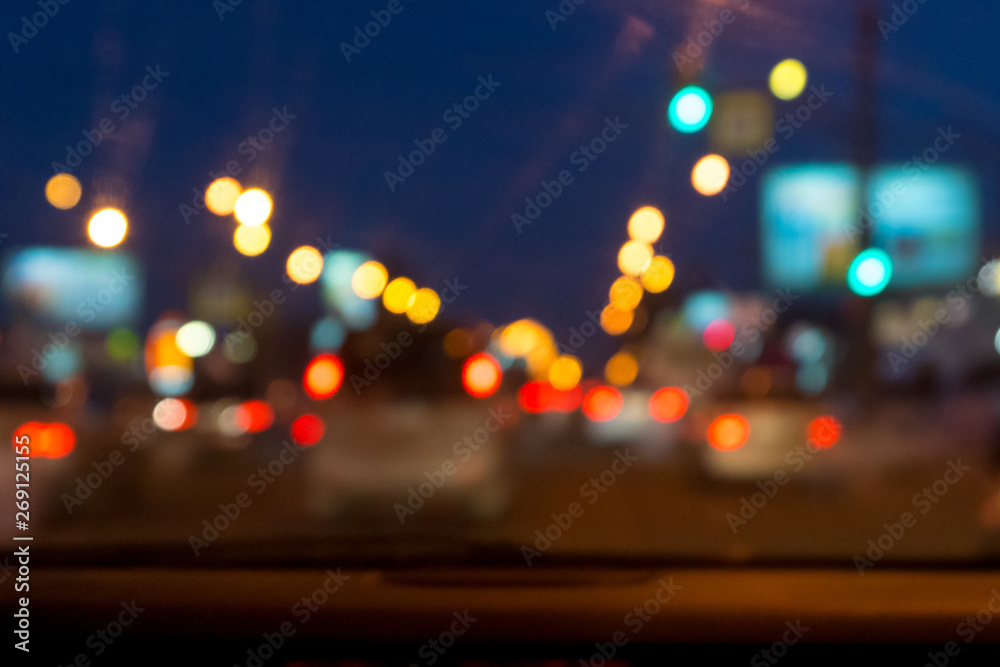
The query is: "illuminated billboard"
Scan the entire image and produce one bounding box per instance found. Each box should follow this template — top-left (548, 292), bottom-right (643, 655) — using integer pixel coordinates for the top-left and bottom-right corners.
top-left (761, 164), bottom-right (979, 291)
top-left (2, 247), bottom-right (143, 329)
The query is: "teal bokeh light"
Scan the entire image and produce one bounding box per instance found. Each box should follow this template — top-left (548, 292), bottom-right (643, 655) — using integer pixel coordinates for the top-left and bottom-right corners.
top-left (847, 248), bottom-right (893, 297)
top-left (667, 85), bottom-right (713, 133)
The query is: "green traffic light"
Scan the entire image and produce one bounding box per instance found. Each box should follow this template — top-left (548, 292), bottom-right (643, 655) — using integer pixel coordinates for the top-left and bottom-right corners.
top-left (847, 248), bottom-right (893, 297)
top-left (667, 85), bottom-right (713, 134)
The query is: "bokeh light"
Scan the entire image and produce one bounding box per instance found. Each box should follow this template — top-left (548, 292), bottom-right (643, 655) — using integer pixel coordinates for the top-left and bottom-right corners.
top-left (604, 351), bottom-right (639, 386)
top-left (286, 246), bottom-right (324, 285)
top-left (205, 177), bottom-right (242, 216)
top-left (443, 328), bottom-right (474, 359)
top-left (303, 353), bottom-right (344, 400)
top-left (14, 422), bottom-right (76, 458)
top-left (233, 188), bottom-right (272, 226)
top-left (640, 256), bottom-right (675, 293)
top-left (406, 287), bottom-right (441, 324)
top-left (45, 173), bottom-right (82, 210)
top-left (769, 59), bottom-right (808, 100)
top-left (703, 319), bottom-right (736, 352)
top-left (148, 365), bottom-right (195, 396)
top-left (222, 332), bottom-right (257, 364)
top-left (499, 319), bottom-right (545, 358)
top-left (582, 385), bottom-right (624, 422)
top-left (978, 259), bottom-right (1000, 297)
top-left (291, 414), bottom-right (325, 446)
top-left (627, 206), bottom-right (665, 243)
top-left (610, 276), bottom-right (643, 311)
top-left (707, 414), bottom-right (750, 451)
top-left (153, 398), bottom-right (197, 431)
top-left (600, 305), bottom-right (634, 336)
top-left (105, 328), bottom-right (140, 362)
top-left (518, 381), bottom-right (582, 414)
top-left (648, 387), bottom-right (689, 423)
top-left (351, 260), bottom-right (389, 299)
top-left (847, 248), bottom-right (893, 297)
top-left (382, 277), bottom-right (417, 314)
top-left (310, 317), bottom-right (347, 352)
top-left (462, 352), bottom-right (502, 398)
top-left (175, 320), bottom-right (215, 358)
top-left (233, 223), bottom-right (271, 256)
top-left (667, 85), bottom-right (713, 133)
top-left (146, 318), bottom-right (194, 396)
top-left (691, 154), bottom-right (730, 196)
top-left (88, 208), bottom-right (128, 248)
top-left (548, 355), bottom-right (583, 391)
top-left (217, 403), bottom-right (248, 438)
top-left (235, 399), bottom-right (275, 433)
top-left (808, 416), bottom-right (842, 449)
top-left (618, 240), bottom-right (653, 277)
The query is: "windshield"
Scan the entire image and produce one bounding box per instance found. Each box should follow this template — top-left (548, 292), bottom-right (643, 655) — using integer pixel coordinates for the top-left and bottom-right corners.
top-left (3, 0), bottom-right (1000, 571)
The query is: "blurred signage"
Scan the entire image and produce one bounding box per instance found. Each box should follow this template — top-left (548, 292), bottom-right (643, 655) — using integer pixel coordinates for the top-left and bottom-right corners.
top-left (710, 91), bottom-right (774, 155)
top-left (761, 164), bottom-right (979, 291)
top-left (2, 247), bottom-right (143, 329)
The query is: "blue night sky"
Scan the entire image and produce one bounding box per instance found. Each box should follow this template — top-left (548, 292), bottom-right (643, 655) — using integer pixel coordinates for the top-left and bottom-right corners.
top-left (2, 0), bottom-right (999, 360)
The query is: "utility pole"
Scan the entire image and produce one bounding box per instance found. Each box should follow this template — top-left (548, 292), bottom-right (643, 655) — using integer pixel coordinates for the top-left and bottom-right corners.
top-left (849, 0), bottom-right (880, 406)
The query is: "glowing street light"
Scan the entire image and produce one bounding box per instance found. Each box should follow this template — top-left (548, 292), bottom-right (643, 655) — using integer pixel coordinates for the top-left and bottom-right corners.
top-left (667, 85), bottom-right (713, 133)
top-left (847, 248), bottom-right (893, 297)
top-left (88, 208), bottom-right (128, 248)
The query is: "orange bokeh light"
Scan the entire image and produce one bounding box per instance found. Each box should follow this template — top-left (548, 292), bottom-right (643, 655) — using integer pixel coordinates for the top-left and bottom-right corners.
top-left (707, 414), bottom-right (750, 451)
top-left (808, 416), bottom-right (842, 449)
top-left (303, 354), bottom-right (344, 400)
top-left (648, 387), bottom-right (689, 423)
top-left (581, 385), bottom-right (624, 422)
top-left (14, 421), bottom-right (76, 458)
top-left (462, 352), bottom-right (502, 398)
